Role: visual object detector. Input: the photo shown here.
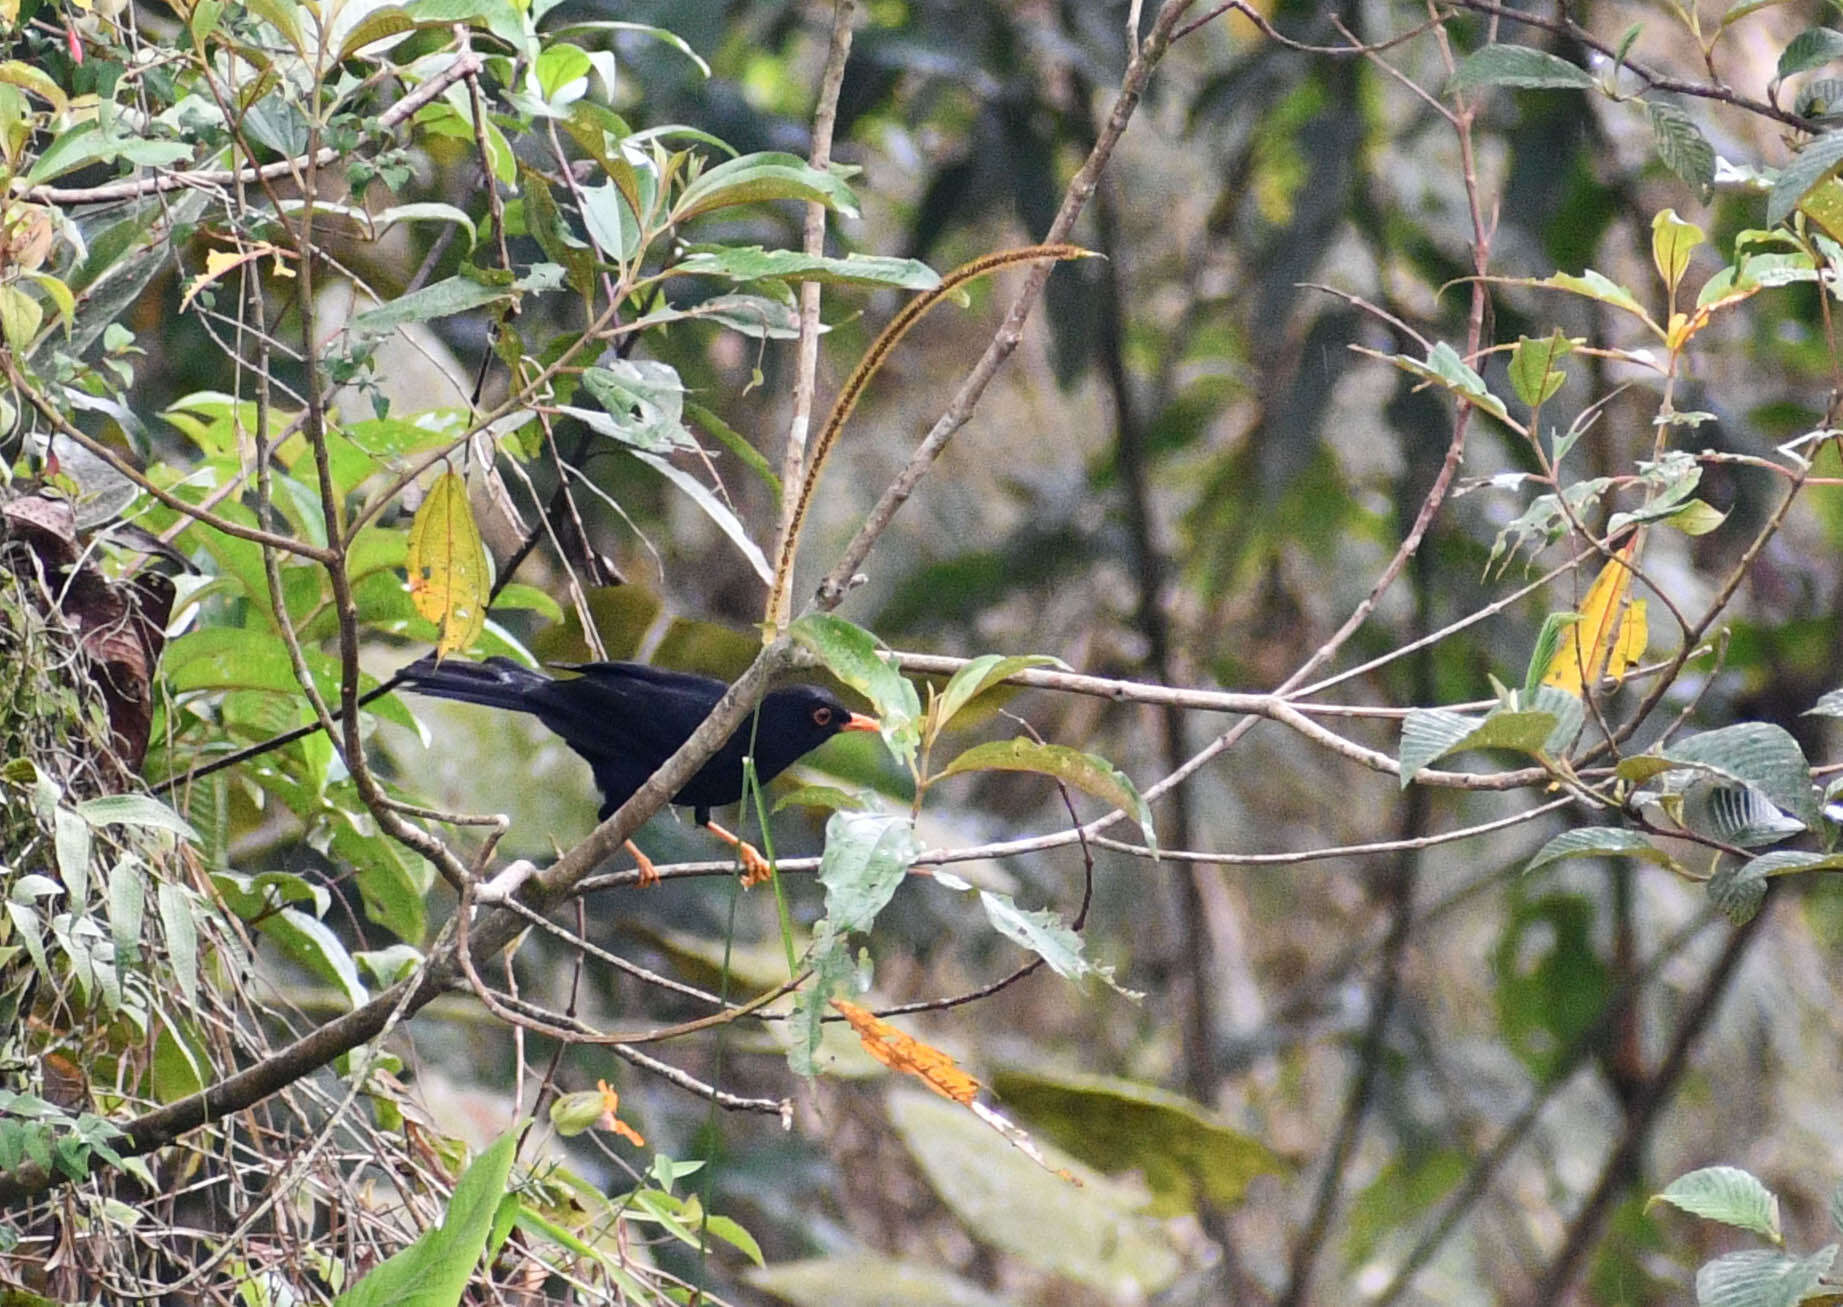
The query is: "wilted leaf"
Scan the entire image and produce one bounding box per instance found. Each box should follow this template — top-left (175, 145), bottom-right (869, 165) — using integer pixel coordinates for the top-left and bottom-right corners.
top-left (833, 999), bottom-right (979, 1103)
top-left (406, 470), bottom-right (490, 656)
top-left (1543, 544), bottom-right (1646, 695)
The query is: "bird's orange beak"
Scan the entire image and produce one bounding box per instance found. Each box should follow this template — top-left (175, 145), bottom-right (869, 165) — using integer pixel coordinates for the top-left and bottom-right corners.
top-left (842, 712), bottom-right (880, 732)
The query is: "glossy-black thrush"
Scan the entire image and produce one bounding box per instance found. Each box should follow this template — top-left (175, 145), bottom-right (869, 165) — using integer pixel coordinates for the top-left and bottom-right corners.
top-left (397, 654), bottom-right (878, 882)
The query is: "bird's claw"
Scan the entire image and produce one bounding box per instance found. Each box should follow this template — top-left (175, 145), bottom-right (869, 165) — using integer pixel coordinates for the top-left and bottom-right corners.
top-left (736, 840), bottom-right (773, 888)
top-left (624, 838), bottom-right (660, 888)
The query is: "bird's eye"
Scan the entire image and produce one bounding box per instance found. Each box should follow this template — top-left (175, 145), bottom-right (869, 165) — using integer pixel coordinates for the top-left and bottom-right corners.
top-left (812, 706), bottom-right (833, 726)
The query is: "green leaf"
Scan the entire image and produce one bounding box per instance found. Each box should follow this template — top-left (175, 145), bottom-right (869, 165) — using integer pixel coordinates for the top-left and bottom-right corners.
top-left (979, 890), bottom-right (1138, 997)
top-left (1724, 0), bottom-right (1800, 27)
top-left (334, 1129), bottom-right (521, 1307)
top-left (1507, 331), bottom-right (1576, 408)
top-left (370, 202), bottom-right (477, 248)
top-left (1526, 827), bottom-right (1681, 874)
top-left (21, 121), bottom-right (192, 185)
top-left (1651, 208), bottom-right (1704, 292)
top-left (1799, 75), bottom-right (1843, 119)
top-left (1707, 861), bottom-right (1768, 923)
top-left (1524, 613), bottom-right (1579, 695)
top-left (1768, 131), bottom-right (1843, 226)
top-left (816, 811), bottom-right (922, 936)
top-left (1694, 784), bottom-right (1804, 848)
top-left (1448, 44), bottom-right (1596, 92)
top-left (1806, 688), bottom-right (1843, 716)
top-left (1656, 723), bottom-right (1820, 831)
top-left (1695, 1247), bottom-right (1833, 1307)
top-left (254, 908), bottom-right (368, 1008)
top-left (53, 806), bottom-right (91, 907)
top-left (927, 654), bottom-right (1067, 744)
top-left (673, 246), bottom-right (940, 290)
top-left (349, 276), bottom-right (514, 333)
top-left (157, 883), bottom-right (198, 1005)
top-left (1662, 498), bottom-right (1727, 535)
top-left (786, 928), bottom-right (860, 1077)
top-left (790, 613), bottom-right (922, 767)
top-left (772, 784), bottom-right (871, 814)
top-left (1369, 341), bottom-right (1512, 424)
top-left (1506, 269), bottom-right (1654, 323)
top-left (211, 870), bottom-right (332, 921)
top-left (1398, 704), bottom-right (1559, 788)
top-left (0, 286), bottom-right (43, 355)
top-left (887, 1091), bottom-right (1181, 1294)
top-left (988, 1068), bottom-right (1284, 1215)
top-left (939, 738), bottom-right (1156, 853)
top-left (572, 360), bottom-right (697, 452)
top-left (701, 1213), bottom-right (765, 1267)
top-left (107, 857), bottom-right (148, 965)
top-left (671, 293), bottom-right (803, 339)
top-left (673, 151), bottom-right (860, 223)
top-left (74, 794), bottom-right (199, 843)
top-left (687, 401), bottom-right (780, 497)
top-left (1645, 101), bottom-right (1717, 202)
top-left (1778, 26), bottom-right (1843, 77)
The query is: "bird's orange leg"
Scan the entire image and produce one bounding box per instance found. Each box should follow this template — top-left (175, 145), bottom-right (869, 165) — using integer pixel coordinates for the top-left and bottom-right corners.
top-left (704, 821), bottom-right (773, 886)
top-left (624, 838), bottom-right (660, 887)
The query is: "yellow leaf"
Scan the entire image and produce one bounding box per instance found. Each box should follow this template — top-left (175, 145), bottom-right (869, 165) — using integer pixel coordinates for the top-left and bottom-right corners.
top-left (1544, 543), bottom-right (1646, 694)
top-left (178, 243), bottom-right (292, 311)
top-left (406, 470), bottom-right (490, 656)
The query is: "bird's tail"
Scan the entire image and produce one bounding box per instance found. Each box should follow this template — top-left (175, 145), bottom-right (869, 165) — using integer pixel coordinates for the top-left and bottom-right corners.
top-left (396, 655), bottom-right (550, 715)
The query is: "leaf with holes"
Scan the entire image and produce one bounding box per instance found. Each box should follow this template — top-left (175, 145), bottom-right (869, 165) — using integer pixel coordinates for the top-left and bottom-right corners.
top-left (980, 891), bottom-right (1138, 998)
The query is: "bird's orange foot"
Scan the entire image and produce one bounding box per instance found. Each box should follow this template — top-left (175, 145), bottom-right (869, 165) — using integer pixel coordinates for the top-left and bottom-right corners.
top-left (624, 838), bottom-right (660, 888)
top-left (705, 821), bottom-right (774, 887)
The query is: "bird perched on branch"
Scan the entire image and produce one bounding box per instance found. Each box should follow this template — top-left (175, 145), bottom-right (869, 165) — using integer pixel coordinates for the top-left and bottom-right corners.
top-left (397, 655), bottom-right (879, 884)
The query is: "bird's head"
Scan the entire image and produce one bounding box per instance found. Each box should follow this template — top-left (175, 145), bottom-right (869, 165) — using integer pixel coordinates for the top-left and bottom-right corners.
top-left (753, 685), bottom-right (880, 779)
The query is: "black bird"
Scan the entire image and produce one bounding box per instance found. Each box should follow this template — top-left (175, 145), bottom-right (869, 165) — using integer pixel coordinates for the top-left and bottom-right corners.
top-left (396, 654), bottom-right (879, 882)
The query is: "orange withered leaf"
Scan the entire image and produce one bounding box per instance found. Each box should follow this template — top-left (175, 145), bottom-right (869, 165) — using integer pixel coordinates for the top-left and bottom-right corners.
top-left (831, 999), bottom-right (980, 1104)
top-left (596, 1079), bottom-right (646, 1147)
